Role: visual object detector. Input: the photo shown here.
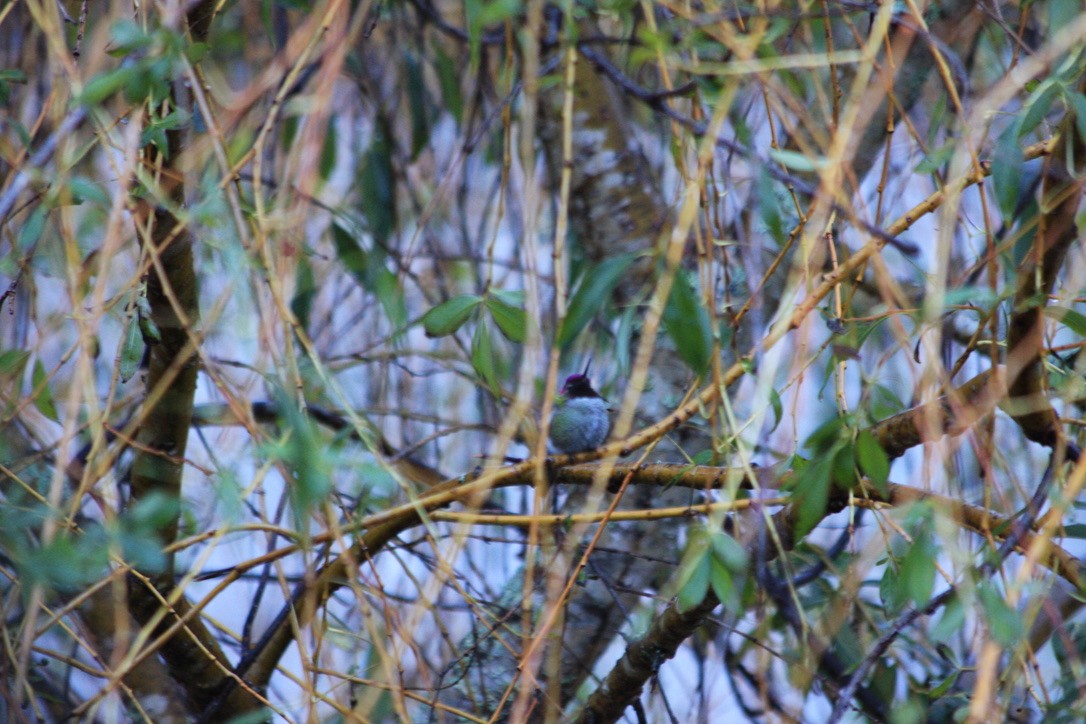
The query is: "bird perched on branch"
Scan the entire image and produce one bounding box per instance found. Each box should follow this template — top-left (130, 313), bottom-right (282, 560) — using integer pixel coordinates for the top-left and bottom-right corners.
top-left (549, 372), bottom-right (610, 454)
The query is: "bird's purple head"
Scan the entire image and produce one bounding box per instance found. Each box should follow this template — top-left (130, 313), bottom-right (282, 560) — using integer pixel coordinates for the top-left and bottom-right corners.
top-left (562, 374), bottom-right (599, 398)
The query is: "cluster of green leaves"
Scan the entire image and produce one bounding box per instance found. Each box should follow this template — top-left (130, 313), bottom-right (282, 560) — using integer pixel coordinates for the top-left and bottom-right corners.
top-left (299, 123), bottom-right (412, 347)
top-left (990, 46), bottom-right (1086, 219)
top-left (556, 254), bottom-right (637, 350)
top-left (79, 20), bottom-right (205, 117)
top-left (0, 492), bottom-right (176, 598)
top-left (421, 289), bottom-right (526, 397)
top-left (879, 503), bottom-right (939, 614)
top-left (12, 176), bottom-right (110, 263)
top-left (262, 389), bottom-right (333, 530)
top-left (414, 248), bottom-right (717, 400)
top-left (675, 525), bottom-right (750, 612)
top-left (789, 415), bottom-right (891, 538)
top-left (328, 222), bottom-right (408, 335)
top-left (559, 253), bottom-right (713, 377)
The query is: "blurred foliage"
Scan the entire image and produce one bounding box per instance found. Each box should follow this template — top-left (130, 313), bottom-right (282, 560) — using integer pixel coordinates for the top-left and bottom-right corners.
top-left (0, 0), bottom-right (1084, 722)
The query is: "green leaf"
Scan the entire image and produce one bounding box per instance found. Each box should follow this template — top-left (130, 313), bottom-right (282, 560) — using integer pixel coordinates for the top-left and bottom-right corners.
top-left (929, 670), bottom-right (961, 699)
top-left (662, 271), bottom-right (713, 375)
top-left (691, 449), bottom-right (714, 465)
top-left (557, 254), bottom-right (637, 348)
top-left (79, 67), bottom-right (137, 106)
top-left (291, 253), bottom-right (317, 330)
top-left (464, 0), bottom-right (484, 68)
top-left (1042, 305), bottom-right (1086, 336)
top-left (121, 64), bottom-right (159, 105)
top-left (117, 527), bottom-right (168, 573)
top-left (490, 288), bottom-right (524, 307)
top-left (676, 531), bottom-right (712, 612)
top-left (141, 127), bottom-right (168, 158)
top-left (709, 557), bottom-right (737, 611)
top-left (270, 388), bottom-right (331, 526)
top-left (0, 349), bottom-right (30, 380)
top-left (992, 122), bottom-right (1023, 219)
top-left (113, 492), bottom-right (178, 572)
top-left (767, 387), bottom-right (783, 433)
top-left (185, 42), bottom-right (209, 64)
top-left (978, 583), bottom-right (1022, 647)
top-left (1063, 91), bottom-right (1086, 147)
top-left (0, 69), bottom-right (25, 105)
top-left (138, 311), bottom-right (161, 345)
top-left (869, 383), bottom-right (905, 420)
top-left (471, 321), bottom-right (500, 398)
top-left (18, 205), bottom-right (47, 251)
top-left (331, 223), bottom-right (407, 333)
top-left (870, 660), bottom-right (898, 705)
top-left (853, 317), bottom-right (890, 352)
top-left (31, 360), bottom-right (58, 421)
top-left (831, 442), bottom-right (856, 488)
top-left (914, 142), bottom-right (954, 175)
top-left (69, 177), bottom-right (110, 206)
top-left (1060, 523), bottom-right (1086, 539)
top-left (942, 285), bottom-right (1005, 312)
top-left (1050, 0), bottom-right (1080, 42)
top-left (805, 414), bottom-right (849, 453)
top-left (830, 623), bottom-right (865, 671)
top-left (1019, 80), bottom-right (1061, 137)
top-left (478, 0), bottom-right (520, 25)
top-left (421, 295), bottom-right (481, 337)
top-left (434, 47), bottom-right (464, 123)
top-left (880, 559), bottom-right (907, 616)
top-left (405, 52), bottom-right (430, 158)
top-left (768, 148), bottom-right (827, 172)
top-left (125, 490), bottom-right (181, 530)
top-left (21, 531), bottom-right (109, 592)
top-left (856, 429), bottom-right (890, 496)
top-left (118, 314), bottom-right (144, 383)
top-left (756, 166), bottom-right (783, 242)
top-left (677, 564), bottom-right (710, 611)
top-left (228, 129), bottom-right (254, 166)
top-left (108, 20), bottom-right (153, 55)
top-left (319, 118), bottom-right (337, 181)
top-left (793, 455), bottom-right (832, 539)
top-left (359, 124), bottom-right (396, 243)
top-left (931, 592), bottom-right (965, 643)
top-left (485, 293), bottom-right (526, 343)
top-left (710, 530), bottom-right (749, 572)
top-left (898, 533), bottom-right (936, 607)
top-left (370, 266), bottom-right (409, 335)
top-left (140, 109), bottom-right (190, 145)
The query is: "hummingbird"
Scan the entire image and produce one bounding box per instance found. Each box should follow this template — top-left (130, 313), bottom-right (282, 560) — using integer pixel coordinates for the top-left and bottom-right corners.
top-left (549, 371), bottom-right (611, 454)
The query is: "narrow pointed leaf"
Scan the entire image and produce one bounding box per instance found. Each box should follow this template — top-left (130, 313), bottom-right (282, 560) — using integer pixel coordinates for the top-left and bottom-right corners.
top-left (119, 316), bottom-right (143, 383)
top-left (422, 295), bottom-right (481, 337)
top-left (471, 321), bottom-right (499, 397)
top-left (31, 360), bottom-right (58, 421)
top-left (662, 271), bottom-right (712, 375)
top-left (485, 294), bottom-right (526, 343)
top-left (856, 429), bottom-right (891, 495)
top-left (557, 254), bottom-right (637, 348)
